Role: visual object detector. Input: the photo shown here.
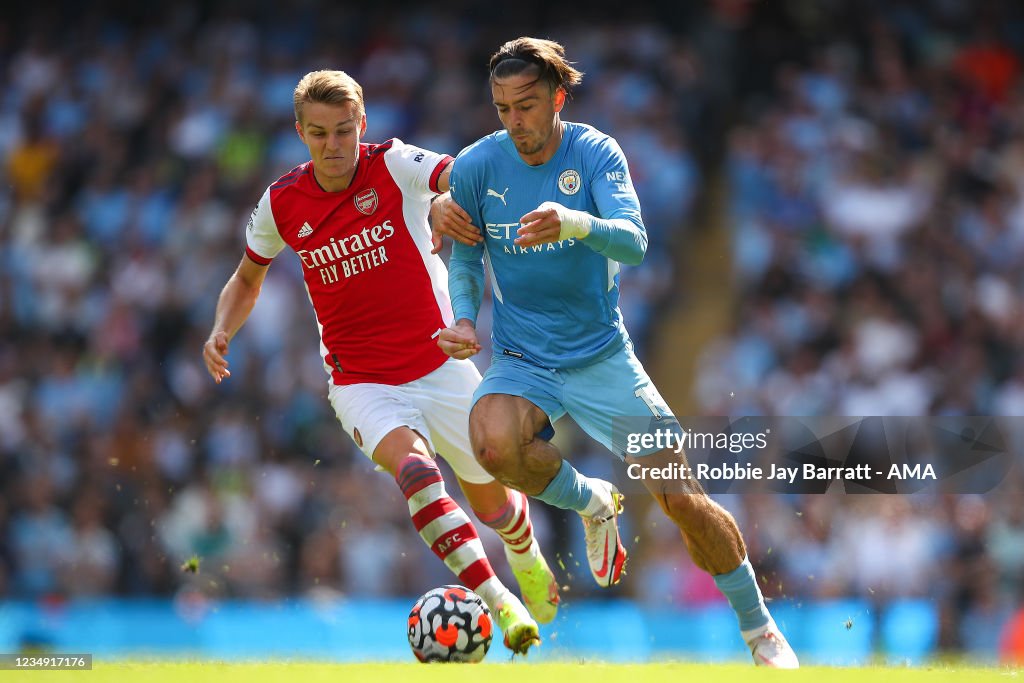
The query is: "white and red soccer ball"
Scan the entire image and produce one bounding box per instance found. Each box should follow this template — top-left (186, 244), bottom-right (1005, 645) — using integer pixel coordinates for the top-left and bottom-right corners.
top-left (407, 585), bottom-right (492, 663)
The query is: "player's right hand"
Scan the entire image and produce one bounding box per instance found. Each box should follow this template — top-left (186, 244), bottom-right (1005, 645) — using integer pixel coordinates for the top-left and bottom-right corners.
top-left (437, 320), bottom-right (481, 359)
top-left (203, 331), bottom-right (232, 383)
top-left (430, 192), bottom-right (483, 253)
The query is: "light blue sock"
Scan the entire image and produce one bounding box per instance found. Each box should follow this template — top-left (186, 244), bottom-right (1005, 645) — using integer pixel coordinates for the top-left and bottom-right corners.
top-left (534, 460), bottom-right (594, 512)
top-left (713, 556), bottom-right (771, 634)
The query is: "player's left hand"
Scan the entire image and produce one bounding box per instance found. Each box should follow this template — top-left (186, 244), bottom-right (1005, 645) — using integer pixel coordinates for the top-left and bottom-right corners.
top-left (202, 331), bottom-right (232, 383)
top-left (516, 203), bottom-right (563, 247)
top-left (517, 201), bottom-right (590, 247)
top-left (431, 192), bottom-right (482, 253)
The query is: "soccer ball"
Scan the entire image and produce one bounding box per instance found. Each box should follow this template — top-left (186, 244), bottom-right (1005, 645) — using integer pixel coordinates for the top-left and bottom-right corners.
top-left (407, 585), bottom-right (493, 663)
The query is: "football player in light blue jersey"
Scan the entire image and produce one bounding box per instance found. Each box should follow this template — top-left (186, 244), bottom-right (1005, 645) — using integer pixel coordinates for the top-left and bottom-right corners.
top-left (432, 37), bottom-right (798, 668)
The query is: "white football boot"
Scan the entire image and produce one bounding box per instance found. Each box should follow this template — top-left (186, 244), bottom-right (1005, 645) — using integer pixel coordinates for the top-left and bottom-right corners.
top-left (745, 619), bottom-right (800, 669)
top-left (580, 479), bottom-right (627, 587)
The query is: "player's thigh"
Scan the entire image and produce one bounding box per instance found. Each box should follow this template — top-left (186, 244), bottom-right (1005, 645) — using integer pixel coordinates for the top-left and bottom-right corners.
top-left (327, 381), bottom-right (433, 471)
top-left (409, 358), bottom-right (493, 485)
top-left (563, 346), bottom-right (678, 458)
top-left (470, 355), bottom-right (564, 450)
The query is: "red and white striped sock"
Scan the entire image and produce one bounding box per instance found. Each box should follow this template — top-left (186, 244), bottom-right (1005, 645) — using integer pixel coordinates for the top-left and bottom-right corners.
top-left (474, 489), bottom-right (539, 571)
top-left (395, 455), bottom-right (506, 610)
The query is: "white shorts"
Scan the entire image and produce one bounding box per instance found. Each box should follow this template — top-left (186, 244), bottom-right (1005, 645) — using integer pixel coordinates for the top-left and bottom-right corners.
top-left (327, 358), bottom-right (494, 484)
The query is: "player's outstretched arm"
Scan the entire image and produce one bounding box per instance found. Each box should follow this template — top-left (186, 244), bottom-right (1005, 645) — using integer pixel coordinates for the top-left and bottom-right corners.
top-left (517, 201), bottom-right (647, 265)
top-left (202, 255), bottom-right (269, 383)
top-left (430, 191), bottom-right (483, 253)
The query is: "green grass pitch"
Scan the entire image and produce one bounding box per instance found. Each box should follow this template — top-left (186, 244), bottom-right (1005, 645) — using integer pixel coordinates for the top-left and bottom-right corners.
top-left (7, 661), bottom-right (1018, 683)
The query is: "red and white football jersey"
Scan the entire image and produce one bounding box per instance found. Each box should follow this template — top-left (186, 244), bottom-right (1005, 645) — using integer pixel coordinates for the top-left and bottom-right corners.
top-left (245, 139), bottom-right (454, 386)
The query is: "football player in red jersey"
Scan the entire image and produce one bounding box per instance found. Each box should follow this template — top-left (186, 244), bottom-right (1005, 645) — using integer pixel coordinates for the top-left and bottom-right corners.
top-left (201, 70), bottom-right (558, 655)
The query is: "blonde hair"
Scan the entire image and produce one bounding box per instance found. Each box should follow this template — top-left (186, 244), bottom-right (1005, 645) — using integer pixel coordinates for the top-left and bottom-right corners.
top-left (293, 70), bottom-right (365, 123)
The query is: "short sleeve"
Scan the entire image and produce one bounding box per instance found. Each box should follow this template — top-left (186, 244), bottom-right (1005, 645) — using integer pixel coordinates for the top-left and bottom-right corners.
top-left (383, 138), bottom-right (454, 201)
top-left (244, 188), bottom-right (285, 264)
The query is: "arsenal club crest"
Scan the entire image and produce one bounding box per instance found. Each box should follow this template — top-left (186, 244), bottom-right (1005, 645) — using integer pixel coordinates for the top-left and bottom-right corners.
top-left (354, 188), bottom-right (378, 215)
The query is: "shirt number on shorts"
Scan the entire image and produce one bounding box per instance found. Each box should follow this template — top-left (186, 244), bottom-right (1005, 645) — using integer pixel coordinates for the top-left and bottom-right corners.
top-left (635, 385), bottom-right (663, 420)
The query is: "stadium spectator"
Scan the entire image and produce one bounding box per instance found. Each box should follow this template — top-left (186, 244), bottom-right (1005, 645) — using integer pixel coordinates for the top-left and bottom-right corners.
top-left (705, 0), bottom-right (1024, 656)
top-left (0, 0), bottom-right (1020, 664)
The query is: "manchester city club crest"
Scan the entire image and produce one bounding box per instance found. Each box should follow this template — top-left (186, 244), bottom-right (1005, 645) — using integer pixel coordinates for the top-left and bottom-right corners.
top-left (354, 188), bottom-right (378, 215)
top-left (558, 169), bottom-right (581, 195)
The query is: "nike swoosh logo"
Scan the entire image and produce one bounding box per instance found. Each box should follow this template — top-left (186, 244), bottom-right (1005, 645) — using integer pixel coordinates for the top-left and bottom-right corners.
top-left (594, 536), bottom-right (610, 579)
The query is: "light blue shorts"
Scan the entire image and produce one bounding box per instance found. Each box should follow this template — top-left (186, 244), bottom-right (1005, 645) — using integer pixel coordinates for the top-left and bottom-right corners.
top-left (472, 344), bottom-right (680, 458)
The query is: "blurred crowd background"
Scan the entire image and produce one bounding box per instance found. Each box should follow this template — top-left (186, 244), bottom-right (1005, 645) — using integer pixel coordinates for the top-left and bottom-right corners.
top-left (1, 0), bottom-right (1023, 664)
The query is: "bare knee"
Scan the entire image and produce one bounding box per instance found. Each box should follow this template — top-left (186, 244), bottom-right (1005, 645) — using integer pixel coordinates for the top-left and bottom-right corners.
top-left (470, 394), bottom-right (552, 491)
top-left (470, 402), bottom-right (524, 477)
top-left (372, 427), bottom-right (432, 476)
top-left (475, 434), bottom-right (522, 476)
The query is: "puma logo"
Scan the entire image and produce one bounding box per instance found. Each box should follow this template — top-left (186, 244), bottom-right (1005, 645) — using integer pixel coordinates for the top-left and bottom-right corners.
top-left (486, 187), bottom-right (509, 206)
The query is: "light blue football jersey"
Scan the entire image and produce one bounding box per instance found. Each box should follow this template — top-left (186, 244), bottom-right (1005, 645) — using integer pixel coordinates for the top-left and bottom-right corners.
top-left (449, 121), bottom-right (647, 369)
